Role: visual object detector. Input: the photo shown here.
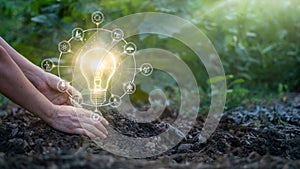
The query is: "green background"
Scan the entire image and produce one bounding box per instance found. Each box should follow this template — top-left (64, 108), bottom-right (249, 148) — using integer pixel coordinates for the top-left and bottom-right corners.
top-left (0, 0), bottom-right (299, 108)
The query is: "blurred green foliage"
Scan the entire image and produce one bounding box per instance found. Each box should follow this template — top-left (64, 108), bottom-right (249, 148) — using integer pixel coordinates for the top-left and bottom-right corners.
top-left (0, 0), bottom-right (299, 108)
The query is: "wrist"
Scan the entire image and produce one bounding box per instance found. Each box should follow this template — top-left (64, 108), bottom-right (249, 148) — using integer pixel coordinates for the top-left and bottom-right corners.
top-left (41, 103), bottom-right (58, 125)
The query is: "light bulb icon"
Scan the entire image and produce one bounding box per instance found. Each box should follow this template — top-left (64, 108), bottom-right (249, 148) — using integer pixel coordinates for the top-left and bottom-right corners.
top-left (79, 47), bottom-right (117, 106)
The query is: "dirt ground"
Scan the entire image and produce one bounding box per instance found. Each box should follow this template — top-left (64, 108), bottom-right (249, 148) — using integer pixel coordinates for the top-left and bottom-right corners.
top-left (0, 93), bottom-right (299, 169)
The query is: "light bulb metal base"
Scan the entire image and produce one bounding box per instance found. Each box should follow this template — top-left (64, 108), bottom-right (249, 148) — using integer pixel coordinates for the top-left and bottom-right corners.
top-left (91, 90), bottom-right (107, 106)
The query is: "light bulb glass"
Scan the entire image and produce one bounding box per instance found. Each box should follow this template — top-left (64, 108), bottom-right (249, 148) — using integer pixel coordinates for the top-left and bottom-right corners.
top-left (79, 47), bottom-right (117, 105)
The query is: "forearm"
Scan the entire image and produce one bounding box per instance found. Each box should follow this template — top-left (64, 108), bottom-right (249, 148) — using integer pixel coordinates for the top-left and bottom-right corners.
top-left (0, 46), bottom-right (54, 123)
top-left (0, 37), bottom-right (45, 86)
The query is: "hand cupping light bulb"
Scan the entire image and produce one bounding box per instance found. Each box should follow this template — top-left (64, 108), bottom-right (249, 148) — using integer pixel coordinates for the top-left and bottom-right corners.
top-left (80, 47), bottom-right (117, 106)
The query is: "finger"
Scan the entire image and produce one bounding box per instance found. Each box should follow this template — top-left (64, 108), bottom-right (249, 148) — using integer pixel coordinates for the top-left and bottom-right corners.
top-left (92, 118), bottom-right (108, 135)
top-left (50, 92), bottom-right (69, 105)
top-left (67, 84), bottom-right (82, 99)
top-left (81, 123), bottom-right (107, 139)
top-left (76, 109), bottom-right (108, 133)
top-left (51, 92), bottom-right (79, 106)
top-left (69, 97), bottom-right (82, 108)
top-left (46, 73), bottom-right (59, 88)
top-left (65, 98), bottom-right (73, 106)
top-left (73, 128), bottom-right (96, 138)
top-left (80, 112), bottom-right (109, 136)
top-left (100, 116), bottom-right (109, 126)
top-left (48, 74), bottom-right (81, 99)
top-left (64, 95), bottom-right (75, 106)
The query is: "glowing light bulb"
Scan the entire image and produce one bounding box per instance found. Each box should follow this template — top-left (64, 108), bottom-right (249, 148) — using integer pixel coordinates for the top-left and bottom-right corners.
top-left (79, 47), bottom-right (117, 106)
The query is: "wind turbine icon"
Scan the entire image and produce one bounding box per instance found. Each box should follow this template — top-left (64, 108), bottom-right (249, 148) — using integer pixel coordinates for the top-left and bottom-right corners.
top-left (75, 30), bottom-right (82, 39)
top-left (72, 28), bottom-right (84, 41)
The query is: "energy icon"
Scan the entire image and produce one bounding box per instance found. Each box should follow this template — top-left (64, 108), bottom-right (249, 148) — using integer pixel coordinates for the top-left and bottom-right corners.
top-left (124, 42), bottom-right (136, 54)
top-left (109, 95), bottom-right (121, 108)
top-left (123, 81), bottom-right (136, 94)
top-left (58, 40), bottom-right (71, 53)
top-left (72, 28), bottom-right (84, 41)
top-left (111, 28), bottom-right (124, 41)
top-left (91, 11), bottom-right (104, 25)
top-left (140, 63), bottom-right (153, 76)
top-left (41, 59), bottom-right (54, 72)
top-left (57, 80), bottom-right (69, 92)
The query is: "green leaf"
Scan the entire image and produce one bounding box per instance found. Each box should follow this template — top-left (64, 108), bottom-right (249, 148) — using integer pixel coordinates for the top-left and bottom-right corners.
top-left (31, 15), bottom-right (48, 23)
top-left (261, 45), bottom-right (274, 54)
top-left (207, 75), bottom-right (232, 84)
top-left (232, 79), bottom-right (245, 84)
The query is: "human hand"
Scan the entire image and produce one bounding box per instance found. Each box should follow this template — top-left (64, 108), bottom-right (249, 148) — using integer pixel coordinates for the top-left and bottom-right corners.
top-left (47, 105), bottom-right (109, 138)
top-left (35, 72), bottom-right (81, 106)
